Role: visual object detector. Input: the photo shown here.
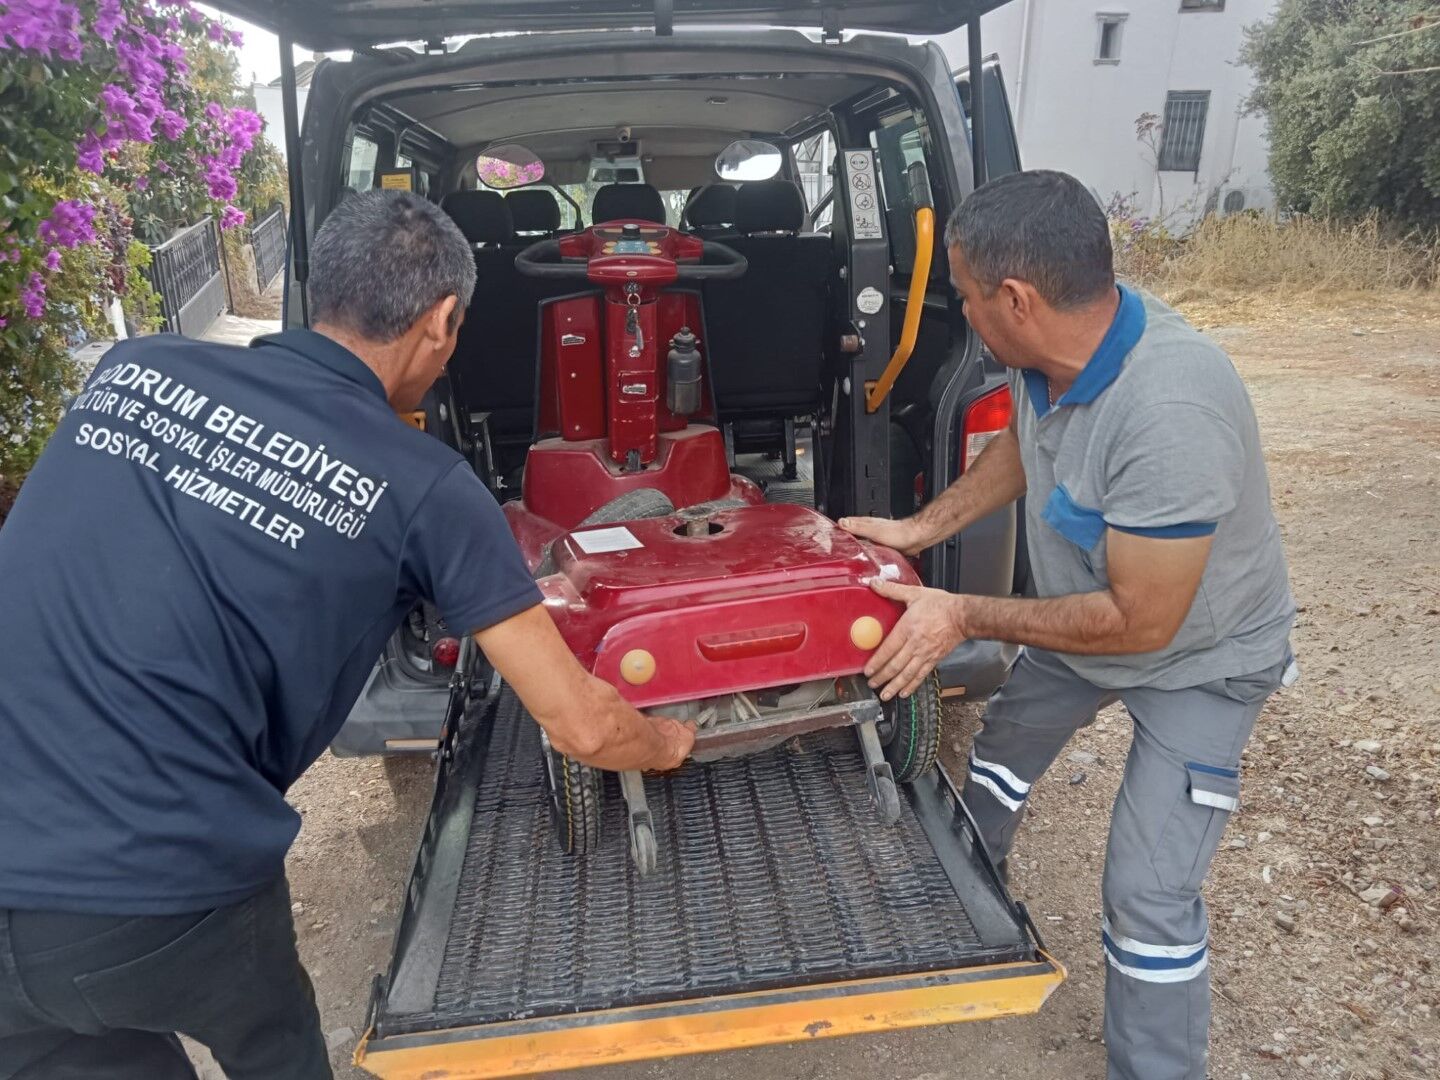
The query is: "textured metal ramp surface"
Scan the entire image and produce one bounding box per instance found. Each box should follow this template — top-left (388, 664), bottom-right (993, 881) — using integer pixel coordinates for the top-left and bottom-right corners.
top-left (398, 691), bottom-right (1008, 1034)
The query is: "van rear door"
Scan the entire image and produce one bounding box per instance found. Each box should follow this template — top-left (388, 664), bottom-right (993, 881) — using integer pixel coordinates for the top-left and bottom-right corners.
top-left (210, 1), bottom-right (1014, 50)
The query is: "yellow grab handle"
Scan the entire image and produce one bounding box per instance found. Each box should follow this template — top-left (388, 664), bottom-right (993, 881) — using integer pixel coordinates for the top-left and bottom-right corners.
top-left (865, 204), bottom-right (934, 414)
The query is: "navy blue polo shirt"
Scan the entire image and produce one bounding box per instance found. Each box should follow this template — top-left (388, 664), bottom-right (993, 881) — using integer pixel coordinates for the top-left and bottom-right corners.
top-left (0, 329), bottom-right (539, 914)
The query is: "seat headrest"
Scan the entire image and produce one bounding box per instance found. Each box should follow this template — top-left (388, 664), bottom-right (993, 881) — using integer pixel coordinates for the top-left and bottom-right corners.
top-left (592, 183), bottom-right (666, 225)
top-left (735, 180), bottom-right (806, 235)
top-left (441, 190), bottom-right (514, 244)
top-left (686, 184), bottom-right (737, 229)
top-left (507, 188), bottom-right (561, 234)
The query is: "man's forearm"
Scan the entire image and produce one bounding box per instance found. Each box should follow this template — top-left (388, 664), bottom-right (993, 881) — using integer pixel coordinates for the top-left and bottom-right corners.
top-left (912, 426), bottom-right (1027, 547)
top-left (474, 605), bottom-right (687, 770)
top-left (954, 590), bottom-right (1173, 656)
top-left (539, 675), bottom-right (677, 770)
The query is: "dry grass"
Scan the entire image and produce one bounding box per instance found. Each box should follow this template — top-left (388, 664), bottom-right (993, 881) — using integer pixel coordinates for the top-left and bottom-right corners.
top-left (1116, 213), bottom-right (1440, 305)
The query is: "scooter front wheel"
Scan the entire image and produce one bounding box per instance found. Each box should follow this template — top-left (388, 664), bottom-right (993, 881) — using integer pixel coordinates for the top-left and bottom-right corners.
top-left (878, 672), bottom-right (942, 784)
top-left (540, 733), bottom-right (604, 854)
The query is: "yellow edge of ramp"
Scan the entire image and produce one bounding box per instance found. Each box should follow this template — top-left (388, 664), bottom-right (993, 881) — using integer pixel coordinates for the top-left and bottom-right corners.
top-left (356, 955), bottom-right (1065, 1079)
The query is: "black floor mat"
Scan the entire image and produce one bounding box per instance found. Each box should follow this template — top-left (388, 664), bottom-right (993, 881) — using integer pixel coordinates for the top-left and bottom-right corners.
top-left (734, 447), bottom-right (816, 507)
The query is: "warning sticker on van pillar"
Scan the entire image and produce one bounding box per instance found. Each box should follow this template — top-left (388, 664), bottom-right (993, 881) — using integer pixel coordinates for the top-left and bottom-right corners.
top-left (844, 151), bottom-right (884, 241)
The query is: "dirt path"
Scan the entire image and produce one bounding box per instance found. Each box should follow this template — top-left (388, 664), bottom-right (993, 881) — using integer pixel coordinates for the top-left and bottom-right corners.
top-left (264, 292), bottom-right (1439, 1080)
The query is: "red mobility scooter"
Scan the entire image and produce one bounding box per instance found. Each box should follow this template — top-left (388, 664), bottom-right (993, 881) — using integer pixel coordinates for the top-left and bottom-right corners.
top-left (508, 218), bottom-right (941, 874)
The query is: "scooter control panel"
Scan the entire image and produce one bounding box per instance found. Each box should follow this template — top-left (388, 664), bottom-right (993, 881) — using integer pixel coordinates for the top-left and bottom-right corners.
top-left (598, 223), bottom-right (665, 255)
top-left (558, 222), bottom-right (704, 289)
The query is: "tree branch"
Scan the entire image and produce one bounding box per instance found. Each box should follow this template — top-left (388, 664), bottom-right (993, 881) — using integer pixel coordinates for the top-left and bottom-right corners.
top-left (1375, 65), bottom-right (1440, 76)
top-left (1354, 19), bottom-right (1440, 47)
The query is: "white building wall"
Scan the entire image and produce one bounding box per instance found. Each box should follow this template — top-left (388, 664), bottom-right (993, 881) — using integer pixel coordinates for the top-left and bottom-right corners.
top-left (251, 82), bottom-right (309, 160)
top-left (933, 0), bottom-right (1277, 224)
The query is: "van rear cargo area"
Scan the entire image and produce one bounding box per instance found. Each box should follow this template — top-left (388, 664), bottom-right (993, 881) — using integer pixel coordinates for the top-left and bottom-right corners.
top-left (359, 686), bottom-right (1061, 1076)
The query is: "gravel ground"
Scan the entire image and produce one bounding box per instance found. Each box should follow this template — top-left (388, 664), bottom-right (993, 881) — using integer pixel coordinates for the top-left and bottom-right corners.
top-left (197, 291), bottom-right (1439, 1080)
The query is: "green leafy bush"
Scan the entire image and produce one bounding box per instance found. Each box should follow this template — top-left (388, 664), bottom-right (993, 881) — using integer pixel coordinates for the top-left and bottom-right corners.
top-left (1244, 1), bottom-right (1440, 227)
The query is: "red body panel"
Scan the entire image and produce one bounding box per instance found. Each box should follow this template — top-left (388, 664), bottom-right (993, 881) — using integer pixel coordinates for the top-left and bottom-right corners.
top-left (532, 505), bottom-right (919, 707)
top-left (537, 294), bottom-right (605, 440)
top-left (520, 425), bottom-right (759, 533)
top-left (605, 297), bottom-right (661, 463)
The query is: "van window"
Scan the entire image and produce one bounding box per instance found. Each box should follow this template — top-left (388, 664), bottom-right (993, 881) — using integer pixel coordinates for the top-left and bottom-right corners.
top-left (793, 130), bottom-right (836, 230)
top-left (346, 134), bottom-right (380, 192)
top-left (871, 113), bottom-right (934, 275)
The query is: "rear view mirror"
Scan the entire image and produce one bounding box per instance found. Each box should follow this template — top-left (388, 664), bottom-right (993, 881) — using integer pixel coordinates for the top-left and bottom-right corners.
top-left (715, 140), bottom-right (782, 182)
top-left (588, 156), bottom-right (645, 184)
top-left (476, 144), bottom-right (545, 189)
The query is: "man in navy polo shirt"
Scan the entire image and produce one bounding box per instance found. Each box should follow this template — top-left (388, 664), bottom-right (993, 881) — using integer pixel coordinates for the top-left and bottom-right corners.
top-left (0, 191), bottom-right (692, 1079)
top-left (843, 171), bottom-right (1294, 1079)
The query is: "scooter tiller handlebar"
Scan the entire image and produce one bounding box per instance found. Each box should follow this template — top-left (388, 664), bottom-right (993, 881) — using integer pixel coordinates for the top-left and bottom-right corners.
top-left (514, 238), bottom-right (748, 282)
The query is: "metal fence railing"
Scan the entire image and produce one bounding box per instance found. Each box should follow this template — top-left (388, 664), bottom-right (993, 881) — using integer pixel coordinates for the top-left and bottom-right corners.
top-left (251, 205), bottom-right (287, 292)
top-left (148, 216), bottom-right (226, 337)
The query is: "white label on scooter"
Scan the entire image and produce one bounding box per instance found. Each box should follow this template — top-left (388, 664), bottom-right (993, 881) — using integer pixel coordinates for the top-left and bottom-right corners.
top-left (856, 286), bottom-right (883, 315)
top-left (572, 526), bottom-right (643, 554)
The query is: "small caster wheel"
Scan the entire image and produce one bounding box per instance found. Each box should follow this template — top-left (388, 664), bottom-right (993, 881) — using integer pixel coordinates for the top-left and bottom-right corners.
top-left (540, 733), bottom-right (603, 854)
top-left (879, 673), bottom-right (942, 784)
top-left (631, 820), bottom-right (657, 877)
top-left (872, 773), bottom-right (902, 825)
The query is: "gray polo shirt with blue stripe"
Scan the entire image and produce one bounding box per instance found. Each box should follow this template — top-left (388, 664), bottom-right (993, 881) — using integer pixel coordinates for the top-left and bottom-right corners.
top-left (1012, 284), bottom-right (1294, 690)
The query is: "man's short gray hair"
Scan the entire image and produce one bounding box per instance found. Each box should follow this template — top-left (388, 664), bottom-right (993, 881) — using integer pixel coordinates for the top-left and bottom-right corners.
top-left (308, 190), bottom-right (476, 342)
top-left (944, 170), bottom-right (1114, 309)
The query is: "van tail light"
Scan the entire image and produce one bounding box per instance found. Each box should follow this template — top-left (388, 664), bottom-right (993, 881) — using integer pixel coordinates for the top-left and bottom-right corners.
top-left (960, 384), bottom-right (1012, 473)
top-left (432, 637), bottom-right (461, 669)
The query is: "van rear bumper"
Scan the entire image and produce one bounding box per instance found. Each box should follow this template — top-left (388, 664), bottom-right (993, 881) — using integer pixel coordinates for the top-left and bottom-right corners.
top-left (935, 637), bottom-right (1019, 700)
top-left (330, 658), bottom-right (447, 757)
top-left (356, 956), bottom-right (1064, 1078)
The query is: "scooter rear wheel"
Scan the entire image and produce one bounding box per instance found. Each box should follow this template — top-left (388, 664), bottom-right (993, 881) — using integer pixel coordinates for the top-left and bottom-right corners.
top-left (541, 735), bottom-right (604, 854)
top-left (879, 673), bottom-right (942, 784)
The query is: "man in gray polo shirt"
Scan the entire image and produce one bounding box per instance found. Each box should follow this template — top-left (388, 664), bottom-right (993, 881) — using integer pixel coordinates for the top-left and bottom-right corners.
top-left (842, 170), bottom-right (1294, 1080)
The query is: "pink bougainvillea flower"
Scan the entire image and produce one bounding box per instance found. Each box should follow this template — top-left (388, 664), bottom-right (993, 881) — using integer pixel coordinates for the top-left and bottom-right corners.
top-left (45, 249), bottom-right (63, 271)
top-left (220, 205), bottom-right (246, 230)
top-left (92, 0), bottom-right (123, 41)
top-left (154, 159), bottom-right (171, 175)
top-left (76, 130), bottom-right (106, 174)
top-left (38, 199), bottom-right (98, 248)
top-left (0, 0), bottom-right (84, 60)
top-left (205, 21), bottom-right (224, 42)
top-left (21, 272), bottom-right (47, 320)
top-left (204, 101), bottom-right (223, 121)
top-left (158, 108), bottom-right (188, 141)
top-left (133, 174), bottom-right (149, 191)
top-left (99, 82), bottom-right (155, 143)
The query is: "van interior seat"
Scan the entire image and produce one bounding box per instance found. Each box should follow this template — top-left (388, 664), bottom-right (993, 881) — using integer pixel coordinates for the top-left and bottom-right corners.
top-left (592, 182), bottom-right (666, 224)
top-left (440, 191), bottom-right (537, 450)
top-left (683, 184), bottom-right (737, 238)
top-left (703, 179), bottom-right (833, 420)
top-left (507, 188), bottom-right (563, 238)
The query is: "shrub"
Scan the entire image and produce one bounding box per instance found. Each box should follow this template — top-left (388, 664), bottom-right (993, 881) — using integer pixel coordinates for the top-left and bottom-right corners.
top-left (1, 0), bottom-right (274, 479)
top-left (1244, 1), bottom-right (1440, 228)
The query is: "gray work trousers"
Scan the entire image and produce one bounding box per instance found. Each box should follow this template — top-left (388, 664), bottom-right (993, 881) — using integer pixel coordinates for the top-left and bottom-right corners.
top-left (962, 648), bottom-right (1286, 1080)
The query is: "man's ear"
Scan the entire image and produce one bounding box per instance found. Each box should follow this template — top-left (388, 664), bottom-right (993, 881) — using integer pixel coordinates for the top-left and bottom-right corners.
top-left (425, 294), bottom-right (460, 348)
top-left (998, 277), bottom-right (1033, 322)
